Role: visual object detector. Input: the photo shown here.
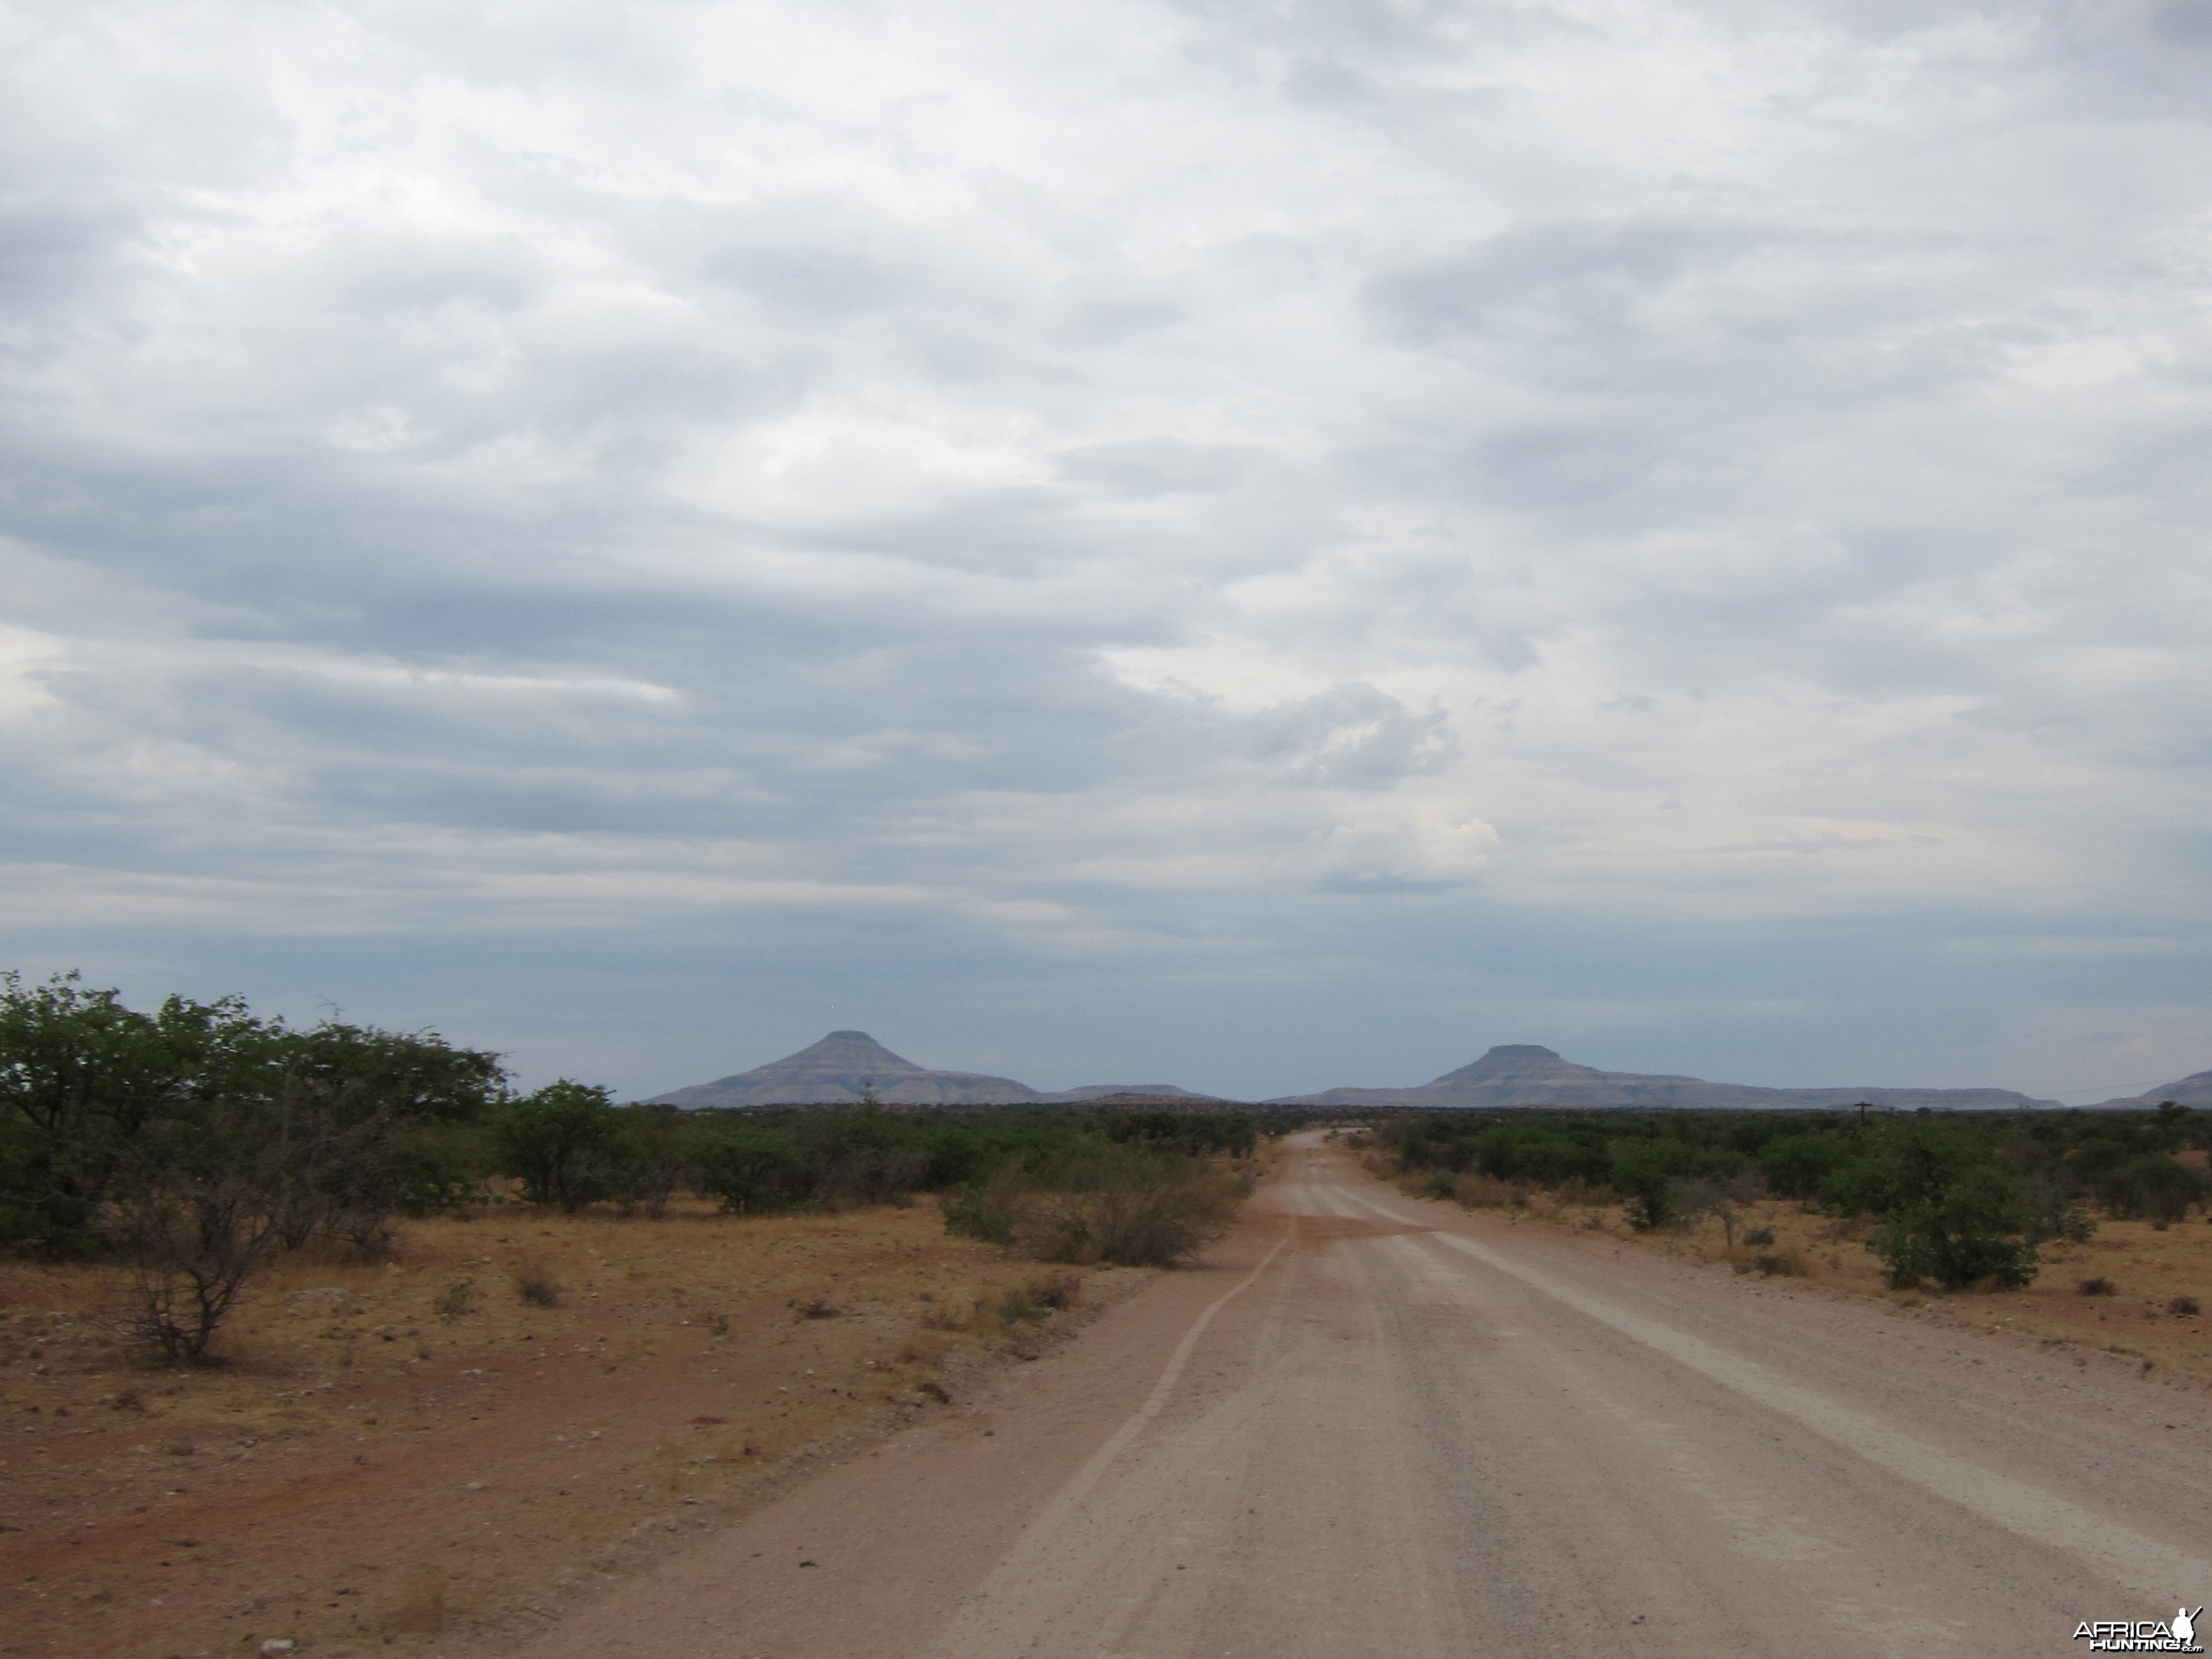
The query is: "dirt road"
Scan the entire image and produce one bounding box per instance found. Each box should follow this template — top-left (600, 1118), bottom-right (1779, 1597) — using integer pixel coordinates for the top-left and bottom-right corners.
top-left (518, 1137), bottom-right (2211, 1657)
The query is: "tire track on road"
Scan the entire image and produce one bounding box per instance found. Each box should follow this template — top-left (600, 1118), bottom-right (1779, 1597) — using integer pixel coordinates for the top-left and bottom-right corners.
top-left (1337, 1182), bottom-right (2212, 1605)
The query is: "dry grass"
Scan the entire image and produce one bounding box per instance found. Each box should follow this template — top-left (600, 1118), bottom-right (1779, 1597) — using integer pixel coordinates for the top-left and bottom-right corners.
top-left (0, 1196), bottom-right (1145, 1659)
top-left (994, 1154), bottom-right (1245, 1267)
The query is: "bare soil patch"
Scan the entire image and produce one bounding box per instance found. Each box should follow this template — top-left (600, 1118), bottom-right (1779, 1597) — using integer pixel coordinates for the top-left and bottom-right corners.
top-left (0, 1200), bottom-right (1143, 1658)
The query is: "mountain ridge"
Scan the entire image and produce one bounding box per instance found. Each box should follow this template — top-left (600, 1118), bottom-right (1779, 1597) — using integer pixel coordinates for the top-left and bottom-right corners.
top-left (2084, 1068), bottom-right (2212, 1110)
top-left (649, 1031), bottom-right (1041, 1108)
top-left (652, 1032), bottom-right (2084, 1112)
top-left (649, 1032), bottom-right (1221, 1108)
top-left (1265, 1044), bottom-right (2062, 1111)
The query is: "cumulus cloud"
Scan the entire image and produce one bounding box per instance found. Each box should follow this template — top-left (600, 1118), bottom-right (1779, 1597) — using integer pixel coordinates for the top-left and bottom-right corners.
top-left (2, 0), bottom-right (2209, 1096)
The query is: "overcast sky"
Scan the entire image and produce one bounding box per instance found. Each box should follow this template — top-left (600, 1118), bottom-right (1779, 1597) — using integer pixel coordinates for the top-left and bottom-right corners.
top-left (5, 0), bottom-right (2210, 1102)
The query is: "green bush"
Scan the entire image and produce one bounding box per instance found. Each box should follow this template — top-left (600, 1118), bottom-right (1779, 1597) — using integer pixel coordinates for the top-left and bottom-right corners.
top-left (983, 1145), bottom-right (1240, 1267)
top-left (691, 1125), bottom-right (809, 1214)
top-left (491, 1081), bottom-right (622, 1211)
top-left (1758, 1134), bottom-right (1836, 1201)
top-left (1610, 1139), bottom-right (1694, 1229)
top-left (1868, 1166), bottom-right (2039, 1290)
top-left (942, 1167), bottom-right (1019, 1243)
top-left (1363, 1100), bottom-right (2211, 1298)
top-left (2095, 1153), bottom-right (2207, 1224)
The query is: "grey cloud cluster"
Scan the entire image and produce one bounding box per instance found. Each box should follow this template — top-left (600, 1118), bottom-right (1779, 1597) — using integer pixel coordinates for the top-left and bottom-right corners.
top-left (2, 0), bottom-right (2209, 1099)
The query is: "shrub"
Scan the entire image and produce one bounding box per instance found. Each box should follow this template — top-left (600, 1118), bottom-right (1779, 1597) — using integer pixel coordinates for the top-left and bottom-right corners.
top-left (1665, 1177), bottom-right (1728, 1237)
top-left (1029, 1271), bottom-right (1080, 1310)
top-left (1451, 1172), bottom-right (1522, 1209)
top-left (515, 1267), bottom-right (561, 1307)
top-left (492, 1082), bottom-right (621, 1212)
top-left (995, 1274), bottom-right (1080, 1326)
top-left (0, 971), bottom-right (189, 1252)
top-left (692, 1126), bottom-right (809, 1214)
top-left (607, 1106), bottom-right (688, 1219)
top-left (1004, 1147), bottom-right (1239, 1267)
top-left (106, 1095), bottom-right (294, 1363)
top-left (1868, 1166), bottom-right (2039, 1291)
top-left (2056, 1206), bottom-right (2099, 1244)
top-left (435, 1277), bottom-right (475, 1320)
top-left (109, 1168), bottom-right (286, 1363)
top-left (943, 1165), bottom-right (1021, 1244)
top-left (1758, 1134), bottom-right (1837, 1202)
top-left (1610, 1140), bottom-right (1693, 1230)
top-left (798, 1101), bottom-right (927, 1208)
top-left (2077, 1276), bottom-right (2116, 1296)
top-left (2169, 1294), bottom-right (2200, 1317)
top-left (1742, 1226), bottom-right (1776, 1247)
top-left (2096, 1154), bottom-right (2207, 1225)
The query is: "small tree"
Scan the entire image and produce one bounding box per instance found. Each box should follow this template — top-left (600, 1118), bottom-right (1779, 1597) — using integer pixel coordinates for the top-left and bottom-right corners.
top-left (493, 1081), bottom-right (621, 1211)
top-left (800, 1101), bottom-right (926, 1208)
top-left (1665, 1171), bottom-right (1764, 1250)
top-left (1000, 1144), bottom-right (1238, 1267)
top-left (692, 1124), bottom-right (807, 1214)
top-left (2096, 1153), bottom-right (2207, 1226)
top-left (0, 971), bottom-right (184, 1250)
top-left (108, 1093), bottom-right (290, 1363)
top-left (1610, 1138), bottom-right (1690, 1230)
top-left (1758, 1133), bottom-right (1836, 1204)
top-left (1869, 1165), bottom-right (2039, 1290)
top-left (112, 1171), bottom-right (284, 1362)
top-left (608, 1106), bottom-right (689, 1218)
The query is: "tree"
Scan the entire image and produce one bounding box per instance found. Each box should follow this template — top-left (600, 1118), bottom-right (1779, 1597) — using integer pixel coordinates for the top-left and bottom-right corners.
top-left (692, 1125), bottom-right (807, 1213)
top-left (1758, 1133), bottom-right (1836, 1203)
top-left (797, 1100), bottom-right (926, 1208)
top-left (493, 1082), bottom-right (621, 1211)
top-left (2096, 1153), bottom-right (2207, 1225)
top-left (111, 1154), bottom-right (286, 1363)
top-left (1610, 1138), bottom-right (1691, 1229)
top-left (606, 1106), bottom-right (689, 1218)
top-left (1666, 1169), bottom-right (1766, 1250)
top-left (1869, 1165), bottom-right (2039, 1290)
top-left (0, 971), bottom-right (182, 1248)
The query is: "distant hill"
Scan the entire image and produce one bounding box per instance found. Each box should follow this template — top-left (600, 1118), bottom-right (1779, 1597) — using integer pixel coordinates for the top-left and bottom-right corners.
top-left (652, 1031), bottom-right (1042, 1108)
top-left (2085, 1068), bottom-right (2212, 1110)
top-left (649, 1033), bottom-right (1218, 1109)
top-left (1268, 1044), bottom-right (2060, 1111)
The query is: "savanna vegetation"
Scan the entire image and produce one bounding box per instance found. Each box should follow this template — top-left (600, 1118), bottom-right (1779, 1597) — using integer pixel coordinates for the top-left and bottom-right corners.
top-left (1, 971), bottom-right (1266, 1363)
top-left (1371, 1101), bottom-right (2211, 1292)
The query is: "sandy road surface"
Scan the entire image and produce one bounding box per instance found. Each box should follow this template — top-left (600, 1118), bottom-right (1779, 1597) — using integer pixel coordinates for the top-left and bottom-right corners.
top-left (519, 1138), bottom-right (2211, 1658)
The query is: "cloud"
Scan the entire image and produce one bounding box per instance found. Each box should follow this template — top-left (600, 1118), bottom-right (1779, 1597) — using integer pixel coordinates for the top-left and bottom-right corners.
top-left (2, 0), bottom-right (2209, 1097)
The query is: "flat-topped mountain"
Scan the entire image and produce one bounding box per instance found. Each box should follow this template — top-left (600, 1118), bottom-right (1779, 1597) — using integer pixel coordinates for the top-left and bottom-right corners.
top-left (652, 1031), bottom-right (1043, 1108)
top-left (2086, 1068), bottom-right (2212, 1110)
top-left (650, 1032), bottom-right (1217, 1109)
top-left (1269, 1044), bottom-right (2060, 1111)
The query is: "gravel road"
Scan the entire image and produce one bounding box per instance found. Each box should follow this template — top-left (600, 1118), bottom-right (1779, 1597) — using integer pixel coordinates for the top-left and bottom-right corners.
top-left (519, 1136), bottom-right (2210, 1657)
